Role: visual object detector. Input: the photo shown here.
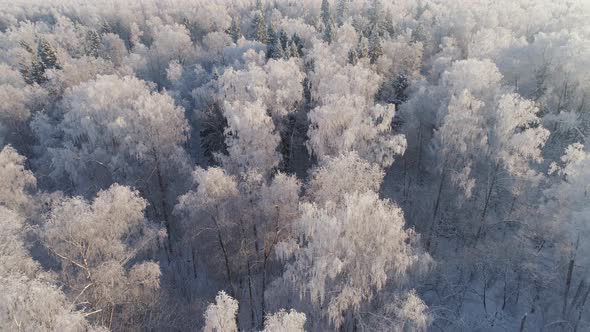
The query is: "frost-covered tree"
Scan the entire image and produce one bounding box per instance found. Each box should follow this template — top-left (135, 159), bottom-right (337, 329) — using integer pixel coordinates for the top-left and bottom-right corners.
top-left (0, 275), bottom-right (94, 332)
top-left (0, 146), bottom-right (43, 275)
top-left (277, 190), bottom-right (429, 328)
top-left (266, 23), bottom-right (284, 59)
top-left (203, 290), bottom-right (305, 332)
top-left (250, 10), bottom-right (268, 43)
top-left (0, 1), bottom-right (589, 331)
top-left (542, 143), bottom-right (590, 328)
top-left (177, 166), bottom-right (301, 327)
top-left (274, 151), bottom-right (429, 328)
top-left (219, 100), bottom-right (281, 175)
top-left (42, 184), bottom-right (162, 330)
top-left (306, 152), bottom-right (384, 207)
top-left (263, 309), bottom-right (306, 332)
top-left (203, 291), bottom-right (239, 332)
top-left (142, 23), bottom-right (196, 86)
top-left (216, 56), bottom-right (304, 173)
top-left (363, 290), bottom-right (431, 332)
top-left (175, 167), bottom-right (240, 296)
top-left (306, 46), bottom-right (406, 167)
top-left (367, 0), bottom-right (384, 35)
top-left (218, 57), bottom-right (304, 121)
top-left (17, 37), bottom-right (61, 85)
top-left (348, 47), bottom-right (358, 65)
top-left (37, 38), bottom-right (60, 71)
top-left (264, 58), bottom-right (305, 119)
top-left (0, 64), bottom-right (47, 148)
top-left (85, 30), bottom-right (101, 58)
top-left (229, 18), bottom-right (241, 44)
top-left (99, 33), bottom-right (127, 67)
top-left (41, 75), bottom-right (190, 236)
top-left (431, 90), bottom-right (549, 240)
top-left (0, 163), bottom-right (92, 331)
top-left (335, 0), bottom-right (349, 26)
top-left (379, 72), bottom-right (410, 106)
top-left (441, 59), bottom-right (503, 102)
top-left (321, 0), bottom-right (335, 43)
top-left (368, 29), bottom-right (382, 64)
top-left (0, 145), bottom-right (36, 214)
top-left (308, 98), bottom-right (406, 167)
top-left (0, 206), bottom-right (39, 278)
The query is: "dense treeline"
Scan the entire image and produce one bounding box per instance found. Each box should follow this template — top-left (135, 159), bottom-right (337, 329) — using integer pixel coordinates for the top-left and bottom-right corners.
top-left (0, 0), bottom-right (589, 331)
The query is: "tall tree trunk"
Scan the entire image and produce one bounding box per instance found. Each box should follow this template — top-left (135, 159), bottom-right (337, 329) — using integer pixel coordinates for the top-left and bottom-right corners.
top-left (574, 287), bottom-right (590, 332)
top-left (261, 206), bottom-right (282, 327)
top-left (483, 269), bottom-right (488, 313)
top-left (152, 150), bottom-right (173, 253)
top-left (238, 216), bottom-right (256, 328)
top-left (426, 160), bottom-right (447, 251)
top-left (210, 209), bottom-right (236, 297)
top-left (416, 121), bottom-right (423, 175)
top-left (191, 245), bottom-right (198, 279)
top-left (477, 162), bottom-right (500, 239)
top-left (502, 266), bottom-right (508, 310)
top-left (155, 166), bottom-right (172, 246)
top-left (288, 117), bottom-right (297, 172)
top-left (250, 199), bottom-right (266, 329)
top-left (507, 194), bottom-right (517, 220)
top-left (515, 273), bottom-right (521, 305)
top-left (218, 230), bottom-right (235, 295)
top-left (563, 258), bottom-right (575, 318)
top-left (261, 258), bottom-right (268, 326)
top-left (519, 314), bottom-right (527, 332)
top-left (245, 258), bottom-right (256, 328)
top-left (569, 280), bottom-right (586, 315)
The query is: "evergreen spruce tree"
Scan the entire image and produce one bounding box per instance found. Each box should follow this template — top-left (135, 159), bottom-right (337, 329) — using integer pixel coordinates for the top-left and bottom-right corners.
top-left (357, 36), bottom-right (369, 59)
top-left (384, 9), bottom-right (396, 36)
top-left (321, 0), bottom-right (335, 43)
top-left (229, 17), bottom-right (241, 43)
top-left (251, 11), bottom-right (268, 43)
top-left (19, 40), bottom-right (34, 54)
top-left (212, 66), bottom-right (220, 81)
top-left (336, 0), bottom-right (349, 26)
top-left (266, 23), bottom-right (284, 59)
top-left (303, 76), bottom-right (312, 108)
top-left (412, 23), bottom-right (427, 42)
top-left (288, 41), bottom-right (299, 58)
top-left (19, 61), bottom-right (35, 85)
top-left (18, 39), bottom-right (59, 84)
top-left (37, 38), bottom-right (59, 70)
top-left (321, 0), bottom-right (331, 27)
top-left (291, 33), bottom-right (303, 57)
top-left (325, 19), bottom-right (335, 44)
top-left (368, 0), bottom-right (384, 35)
top-left (368, 29), bottom-right (382, 64)
top-left (274, 38), bottom-right (285, 59)
top-left (348, 47), bottom-right (359, 65)
top-left (19, 41), bottom-right (36, 84)
top-left (85, 29), bottom-right (101, 57)
top-left (392, 73), bottom-right (409, 105)
top-left (100, 20), bottom-right (112, 33)
top-left (279, 29), bottom-right (289, 50)
top-left (378, 73), bottom-right (409, 105)
top-left (31, 58), bottom-right (47, 84)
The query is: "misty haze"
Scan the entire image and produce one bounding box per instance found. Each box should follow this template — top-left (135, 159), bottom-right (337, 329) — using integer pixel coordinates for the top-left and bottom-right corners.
top-left (0, 0), bottom-right (589, 331)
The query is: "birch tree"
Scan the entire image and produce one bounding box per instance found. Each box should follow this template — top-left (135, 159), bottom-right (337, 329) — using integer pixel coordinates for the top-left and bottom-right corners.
top-left (44, 75), bottom-right (190, 236)
top-left (42, 184), bottom-right (162, 330)
top-left (203, 291), bottom-right (239, 332)
top-left (277, 190), bottom-right (430, 328)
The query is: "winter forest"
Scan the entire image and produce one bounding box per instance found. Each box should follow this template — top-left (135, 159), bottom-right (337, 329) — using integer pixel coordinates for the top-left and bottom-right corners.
top-left (0, 0), bottom-right (589, 331)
